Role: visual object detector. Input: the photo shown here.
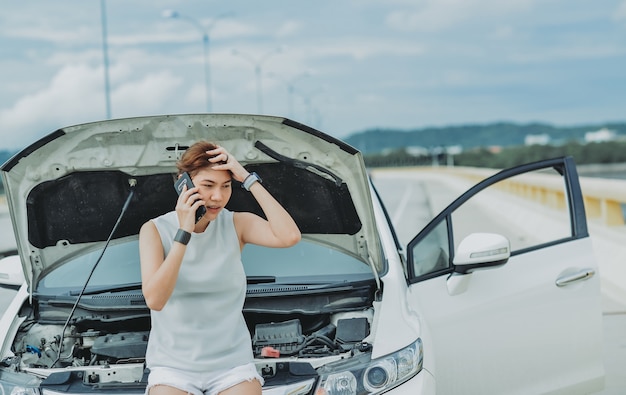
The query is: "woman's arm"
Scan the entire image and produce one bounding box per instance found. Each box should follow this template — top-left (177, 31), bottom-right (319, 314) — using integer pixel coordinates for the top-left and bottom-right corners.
top-left (139, 222), bottom-right (184, 311)
top-left (139, 184), bottom-right (202, 311)
top-left (209, 146), bottom-right (301, 248)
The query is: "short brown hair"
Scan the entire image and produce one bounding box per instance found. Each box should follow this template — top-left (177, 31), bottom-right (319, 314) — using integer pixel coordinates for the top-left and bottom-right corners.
top-left (176, 141), bottom-right (227, 177)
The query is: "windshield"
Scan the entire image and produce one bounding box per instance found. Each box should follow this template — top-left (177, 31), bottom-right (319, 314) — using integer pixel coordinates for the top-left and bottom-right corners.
top-left (35, 239), bottom-right (372, 295)
top-left (242, 242), bottom-right (371, 277)
top-left (37, 241), bottom-right (142, 295)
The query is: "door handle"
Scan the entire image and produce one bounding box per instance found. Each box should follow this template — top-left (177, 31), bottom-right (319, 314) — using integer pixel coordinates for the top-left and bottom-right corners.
top-left (555, 269), bottom-right (595, 287)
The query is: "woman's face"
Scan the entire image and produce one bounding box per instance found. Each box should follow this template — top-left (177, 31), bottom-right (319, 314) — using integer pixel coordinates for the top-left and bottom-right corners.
top-left (191, 166), bottom-right (233, 221)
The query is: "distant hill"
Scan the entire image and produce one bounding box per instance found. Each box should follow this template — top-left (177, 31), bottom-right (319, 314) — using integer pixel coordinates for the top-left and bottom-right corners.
top-left (344, 121), bottom-right (626, 154)
top-left (0, 150), bottom-right (14, 167)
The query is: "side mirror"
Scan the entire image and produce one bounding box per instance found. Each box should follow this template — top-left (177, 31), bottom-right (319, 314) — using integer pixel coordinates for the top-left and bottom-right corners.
top-left (0, 254), bottom-right (25, 287)
top-left (453, 233), bottom-right (510, 274)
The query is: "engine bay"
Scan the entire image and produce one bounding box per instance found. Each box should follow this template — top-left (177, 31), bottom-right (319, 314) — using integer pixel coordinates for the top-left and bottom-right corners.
top-left (6, 308), bottom-right (374, 377)
top-left (2, 267), bottom-right (378, 389)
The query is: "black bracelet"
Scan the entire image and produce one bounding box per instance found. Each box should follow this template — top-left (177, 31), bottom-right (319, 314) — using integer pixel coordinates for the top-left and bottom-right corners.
top-left (174, 229), bottom-right (191, 245)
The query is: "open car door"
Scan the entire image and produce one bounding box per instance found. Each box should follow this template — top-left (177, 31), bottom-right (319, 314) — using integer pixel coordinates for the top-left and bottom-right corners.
top-left (405, 157), bottom-right (605, 395)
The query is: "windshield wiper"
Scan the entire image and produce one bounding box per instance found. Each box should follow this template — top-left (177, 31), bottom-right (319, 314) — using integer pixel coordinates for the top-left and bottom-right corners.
top-left (69, 283), bottom-right (143, 296)
top-left (247, 276), bottom-right (276, 284)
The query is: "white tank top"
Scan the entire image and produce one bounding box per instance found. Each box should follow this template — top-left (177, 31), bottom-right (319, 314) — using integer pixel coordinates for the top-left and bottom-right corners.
top-left (146, 210), bottom-right (252, 372)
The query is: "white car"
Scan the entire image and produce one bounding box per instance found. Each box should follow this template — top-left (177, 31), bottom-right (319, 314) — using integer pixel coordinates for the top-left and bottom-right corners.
top-left (0, 114), bottom-right (604, 394)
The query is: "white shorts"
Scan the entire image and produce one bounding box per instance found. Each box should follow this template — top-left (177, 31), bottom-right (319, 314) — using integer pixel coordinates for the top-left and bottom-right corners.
top-left (146, 363), bottom-right (264, 395)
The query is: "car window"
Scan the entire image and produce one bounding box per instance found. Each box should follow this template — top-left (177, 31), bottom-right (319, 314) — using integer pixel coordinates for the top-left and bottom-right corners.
top-left (450, 168), bottom-right (571, 253)
top-left (0, 287), bottom-right (18, 312)
top-left (410, 220), bottom-right (450, 277)
top-left (36, 239), bottom-right (371, 294)
top-left (409, 164), bottom-right (575, 279)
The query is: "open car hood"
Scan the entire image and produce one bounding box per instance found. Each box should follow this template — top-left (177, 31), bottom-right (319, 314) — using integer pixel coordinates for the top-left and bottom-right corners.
top-left (0, 114), bottom-right (382, 292)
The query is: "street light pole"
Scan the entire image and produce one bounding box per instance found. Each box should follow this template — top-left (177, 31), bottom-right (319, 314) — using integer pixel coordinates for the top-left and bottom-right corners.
top-left (298, 87), bottom-right (326, 127)
top-left (268, 72), bottom-right (311, 118)
top-left (201, 31), bottom-right (210, 113)
top-left (163, 10), bottom-right (233, 113)
top-left (100, 0), bottom-right (111, 119)
top-left (231, 47), bottom-right (282, 114)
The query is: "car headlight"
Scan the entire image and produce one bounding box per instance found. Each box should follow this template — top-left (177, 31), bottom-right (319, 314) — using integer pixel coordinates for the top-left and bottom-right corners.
top-left (315, 338), bottom-right (423, 395)
top-left (0, 369), bottom-right (41, 395)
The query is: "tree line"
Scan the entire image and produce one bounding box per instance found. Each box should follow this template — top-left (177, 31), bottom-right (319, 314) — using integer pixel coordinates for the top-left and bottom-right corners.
top-left (345, 122), bottom-right (626, 154)
top-left (363, 140), bottom-right (626, 169)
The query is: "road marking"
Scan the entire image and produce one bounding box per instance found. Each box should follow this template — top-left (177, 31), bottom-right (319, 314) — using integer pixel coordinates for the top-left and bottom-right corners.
top-left (392, 183), bottom-right (413, 227)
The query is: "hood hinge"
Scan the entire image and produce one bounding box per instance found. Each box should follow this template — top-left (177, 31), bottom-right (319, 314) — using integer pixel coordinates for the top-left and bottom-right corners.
top-left (361, 240), bottom-right (381, 295)
top-left (28, 253), bottom-right (43, 302)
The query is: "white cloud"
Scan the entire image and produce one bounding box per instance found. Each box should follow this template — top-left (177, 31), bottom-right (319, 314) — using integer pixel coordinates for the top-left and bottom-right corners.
top-left (385, 0), bottom-right (535, 32)
top-left (275, 20), bottom-right (302, 38)
top-left (112, 71), bottom-right (184, 117)
top-left (507, 43), bottom-right (623, 63)
top-left (492, 25), bottom-right (515, 40)
top-left (47, 49), bottom-right (103, 68)
top-left (0, 64), bottom-right (105, 149)
top-left (147, 18), bottom-right (253, 47)
top-left (615, 0), bottom-right (626, 20)
top-left (5, 25), bottom-right (97, 46)
top-left (0, 64), bottom-right (185, 149)
top-left (304, 37), bottom-right (424, 61)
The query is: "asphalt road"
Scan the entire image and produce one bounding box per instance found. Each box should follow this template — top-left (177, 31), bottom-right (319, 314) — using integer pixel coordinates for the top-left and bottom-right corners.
top-left (370, 168), bottom-right (626, 395)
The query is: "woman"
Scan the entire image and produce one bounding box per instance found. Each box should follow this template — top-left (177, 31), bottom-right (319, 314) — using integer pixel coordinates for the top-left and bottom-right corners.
top-left (139, 141), bottom-right (301, 395)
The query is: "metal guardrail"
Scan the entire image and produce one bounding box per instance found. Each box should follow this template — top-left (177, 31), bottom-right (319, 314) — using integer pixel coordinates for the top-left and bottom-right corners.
top-left (579, 177), bottom-right (626, 226)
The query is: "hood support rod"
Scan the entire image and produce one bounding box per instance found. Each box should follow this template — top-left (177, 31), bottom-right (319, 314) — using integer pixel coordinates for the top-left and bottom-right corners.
top-left (51, 179), bottom-right (137, 367)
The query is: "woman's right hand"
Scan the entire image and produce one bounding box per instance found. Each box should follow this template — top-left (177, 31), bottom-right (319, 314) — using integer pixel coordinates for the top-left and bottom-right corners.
top-left (175, 185), bottom-right (204, 232)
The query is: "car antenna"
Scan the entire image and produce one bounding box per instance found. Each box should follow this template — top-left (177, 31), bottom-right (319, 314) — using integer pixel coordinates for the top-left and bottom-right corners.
top-left (50, 178), bottom-right (137, 368)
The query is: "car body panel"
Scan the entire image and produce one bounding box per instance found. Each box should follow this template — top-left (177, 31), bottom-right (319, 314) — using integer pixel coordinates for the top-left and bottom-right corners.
top-left (0, 114), bottom-right (383, 294)
top-left (405, 157), bottom-right (605, 394)
top-left (408, 238), bottom-right (604, 394)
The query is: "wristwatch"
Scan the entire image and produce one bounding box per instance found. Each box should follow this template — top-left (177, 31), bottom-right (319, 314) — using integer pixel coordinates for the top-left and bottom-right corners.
top-left (242, 172), bottom-right (262, 191)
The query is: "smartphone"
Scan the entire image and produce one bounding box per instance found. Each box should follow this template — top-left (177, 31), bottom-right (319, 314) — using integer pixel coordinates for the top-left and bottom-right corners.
top-left (174, 172), bottom-right (206, 223)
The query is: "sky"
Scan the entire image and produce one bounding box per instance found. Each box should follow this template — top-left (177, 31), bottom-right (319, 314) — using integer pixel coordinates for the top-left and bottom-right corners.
top-left (0, 0), bottom-right (625, 151)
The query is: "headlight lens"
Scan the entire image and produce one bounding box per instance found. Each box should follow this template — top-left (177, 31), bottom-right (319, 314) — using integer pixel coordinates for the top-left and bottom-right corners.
top-left (363, 359), bottom-right (397, 392)
top-left (0, 369), bottom-right (41, 395)
top-left (315, 338), bottom-right (423, 395)
top-left (321, 372), bottom-right (358, 395)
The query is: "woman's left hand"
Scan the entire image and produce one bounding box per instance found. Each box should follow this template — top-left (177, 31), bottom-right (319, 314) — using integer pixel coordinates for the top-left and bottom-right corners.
top-left (206, 145), bottom-right (249, 182)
